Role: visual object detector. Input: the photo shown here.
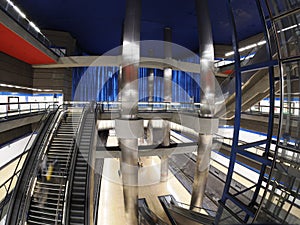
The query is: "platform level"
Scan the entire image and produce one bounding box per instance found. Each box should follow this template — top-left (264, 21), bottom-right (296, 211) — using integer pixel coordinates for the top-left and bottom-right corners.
top-left (97, 156), bottom-right (191, 225)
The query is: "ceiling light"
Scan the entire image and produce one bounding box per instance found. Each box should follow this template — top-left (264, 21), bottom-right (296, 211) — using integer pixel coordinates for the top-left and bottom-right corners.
top-left (29, 21), bottom-right (41, 33)
top-left (6, 0), bottom-right (14, 6)
top-left (225, 51), bottom-right (234, 57)
top-left (225, 40), bottom-right (267, 57)
top-left (13, 6), bottom-right (26, 19)
top-left (277, 24), bottom-right (299, 33)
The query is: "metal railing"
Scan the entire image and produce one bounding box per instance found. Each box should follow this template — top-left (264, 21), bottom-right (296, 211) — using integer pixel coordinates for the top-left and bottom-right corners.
top-left (97, 101), bottom-right (201, 112)
top-left (0, 101), bottom-right (59, 119)
top-left (0, 103), bottom-right (58, 221)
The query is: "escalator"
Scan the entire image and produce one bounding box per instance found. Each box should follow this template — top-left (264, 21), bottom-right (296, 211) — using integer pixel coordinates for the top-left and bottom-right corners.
top-left (218, 37), bottom-right (279, 120)
top-left (4, 104), bottom-right (99, 225)
top-left (26, 109), bottom-right (82, 224)
top-left (67, 109), bottom-right (96, 224)
top-left (159, 195), bottom-right (214, 225)
top-left (4, 106), bottom-right (62, 225)
top-left (138, 198), bottom-right (168, 225)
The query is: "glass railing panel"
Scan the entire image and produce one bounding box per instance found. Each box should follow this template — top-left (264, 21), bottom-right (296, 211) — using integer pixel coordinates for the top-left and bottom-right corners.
top-left (274, 12), bottom-right (300, 59)
top-left (280, 60), bottom-right (300, 149)
top-left (267, 0), bottom-right (300, 18)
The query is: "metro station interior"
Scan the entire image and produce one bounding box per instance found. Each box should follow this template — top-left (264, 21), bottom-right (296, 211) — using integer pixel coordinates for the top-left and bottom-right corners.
top-left (0, 0), bottom-right (299, 224)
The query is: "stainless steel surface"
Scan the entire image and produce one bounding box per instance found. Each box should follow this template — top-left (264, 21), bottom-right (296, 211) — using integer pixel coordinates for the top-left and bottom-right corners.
top-left (160, 155), bottom-right (169, 182)
top-left (148, 69), bottom-right (154, 102)
top-left (164, 27), bottom-right (173, 103)
top-left (119, 0), bottom-right (141, 224)
top-left (161, 120), bottom-right (170, 182)
top-left (190, 134), bottom-right (212, 209)
top-left (191, 0), bottom-right (215, 210)
top-left (119, 138), bottom-right (139, 225)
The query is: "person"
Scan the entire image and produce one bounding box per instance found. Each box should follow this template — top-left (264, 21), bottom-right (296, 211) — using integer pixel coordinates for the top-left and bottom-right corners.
top-left (38, 155), bottom-right (48, 182)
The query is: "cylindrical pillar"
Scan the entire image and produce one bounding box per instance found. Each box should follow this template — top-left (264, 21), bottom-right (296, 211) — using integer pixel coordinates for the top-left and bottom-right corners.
top-left (190, 0), bottom-right (215, 211)
top-left (164, 27), bottom-right (172, 103)
top-left (160, 155), bottom-right (169, 182)
top-left (190, 134), bottom-right (213, 209)
top-left (161, 120), bottom-right (170, 182)
top-left (119, 138), bottom-right (139, 224)
top-left (119, 0), bottom-right (141, 224)
top-left (148, 69), bottom-right (154, 102)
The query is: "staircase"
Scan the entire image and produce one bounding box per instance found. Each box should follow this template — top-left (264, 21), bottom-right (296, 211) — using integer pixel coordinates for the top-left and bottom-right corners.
top-left (69, 112), bottom-right (95, 224)
top-left (27, 110), bottom-right (82, 225)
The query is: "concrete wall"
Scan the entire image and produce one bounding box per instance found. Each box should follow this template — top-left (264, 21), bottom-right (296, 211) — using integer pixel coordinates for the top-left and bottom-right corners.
top-left (0, 52), bottom-right (32, 89)
top-left (0, 124), bottom-right (32, 146)
top-left (43, 30), bottom-right (76, 56)
top-left (33, 68), bottom-right (73, 101)
top-left (32, 30), bottom-right (76, 101)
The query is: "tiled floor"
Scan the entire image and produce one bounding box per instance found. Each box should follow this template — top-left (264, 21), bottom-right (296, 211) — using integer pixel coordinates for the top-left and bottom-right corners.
top-left (97, 156), bottom-right (191, 225)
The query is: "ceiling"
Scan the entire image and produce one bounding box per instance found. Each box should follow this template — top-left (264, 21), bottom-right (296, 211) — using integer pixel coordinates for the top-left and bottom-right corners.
top-left (16, 0), bottom-right (264, 56)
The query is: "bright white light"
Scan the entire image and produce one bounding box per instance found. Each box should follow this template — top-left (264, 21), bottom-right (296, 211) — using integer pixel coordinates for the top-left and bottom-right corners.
top-left (225, 51), bottom-right (234, 57)
top-left (13, 6), bottom-right (26, 19)
top-left (257, 40), bottom-right (267, 46)
top-left (6, 0), bottom-right (14, 6)
top-left (225, 40), bottom-right (267, 57)
top-left (29, 21), bottom-right (41, 33)
top-left (0, 83), bottom-right (61, 92)
top-left (277, 24), bottom-right (298, 33)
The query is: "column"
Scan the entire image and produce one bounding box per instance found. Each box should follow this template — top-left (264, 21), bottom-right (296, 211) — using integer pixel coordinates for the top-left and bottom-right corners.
top-left (164, 27), bottom-right (172, 103)
top-left (160, 120), bottom-right (170, 182)
top-left (116, 0), bottom-right (141, 224)
top-left (190, 0), bottom-right (216, 211)
top-left (148, 69), bottom-right (154, 102)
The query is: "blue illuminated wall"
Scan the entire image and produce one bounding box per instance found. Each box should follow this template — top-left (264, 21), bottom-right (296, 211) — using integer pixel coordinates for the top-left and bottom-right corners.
top-left (72, 67), bottom-right (200, 102)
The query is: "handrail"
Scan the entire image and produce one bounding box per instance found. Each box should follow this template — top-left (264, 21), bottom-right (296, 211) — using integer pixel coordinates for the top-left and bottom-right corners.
top-left (93, 104), bottom-right (102, 225)
top-left (86, 102), bottom-right (97, 225)
top-left (64, 104), bottom-right (88, 225)
top-left (0, 101), bottom-right (59, 119)
top-left (1, 103), bottom-right (58, 222)
top-left (17, 105), bottom-right (64, 225)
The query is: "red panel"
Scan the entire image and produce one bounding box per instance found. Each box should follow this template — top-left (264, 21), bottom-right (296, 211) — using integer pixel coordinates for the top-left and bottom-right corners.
top-left (0, 23), bottom-right (56, 65)
top-left (223, 69), bottom-right (234, 75)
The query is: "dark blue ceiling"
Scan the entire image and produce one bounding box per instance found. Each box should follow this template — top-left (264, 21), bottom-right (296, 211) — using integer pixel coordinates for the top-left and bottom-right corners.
top-left (15, 0), bottom-right (264, 55)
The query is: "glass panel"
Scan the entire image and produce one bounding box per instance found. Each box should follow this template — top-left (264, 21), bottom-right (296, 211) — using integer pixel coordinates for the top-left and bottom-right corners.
top-left (274, 12), bottom-right (300, 59)
top-left (255, 147), bottom-right (300, 224)
top-left (217, 204), bottom-right (245, 225)
top-left (280, 61), bottom-right (300, 149)
top-left (267, 0), bottom-right (300, 17)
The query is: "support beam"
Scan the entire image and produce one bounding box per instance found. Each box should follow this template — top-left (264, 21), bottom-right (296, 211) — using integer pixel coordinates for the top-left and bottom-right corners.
top-left (190, 0), bottom-right (216, 211)
top-left (117, 0), bottom-right (141, 224)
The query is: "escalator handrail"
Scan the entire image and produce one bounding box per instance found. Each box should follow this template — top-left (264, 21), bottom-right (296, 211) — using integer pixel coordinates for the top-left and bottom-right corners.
top-left (86, 102), bottom-right (98, 225)
top-left (17, 105), bottom-right (65, 224)
top-left (4, 104), bottom-right (62, 224)
top-left (64, 104), bottom-right (89, 225)
top-left (93, 104), bottom-right (102, 225)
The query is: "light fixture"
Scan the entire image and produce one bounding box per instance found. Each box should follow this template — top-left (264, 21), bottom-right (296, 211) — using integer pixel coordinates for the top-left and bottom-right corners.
top-left (0, 83), bottom-right (61, 92)
top-left (225, 40), bottom-right (267, 57)
top-left (29, 21), bottom-right (41, 33)
top-left (13, 6), bottom-right (26, 19)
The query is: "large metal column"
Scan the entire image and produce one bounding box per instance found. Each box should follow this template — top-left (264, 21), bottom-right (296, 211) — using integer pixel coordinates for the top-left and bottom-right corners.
top-left (164, 27), bottom-right (172, 103)
top-left (116, 0), bottom-right (141, 224)
top-left (148, 69), bottom-right (154, 102)
top-left (161, 120), bottom-right (170, 182)
top-left (190, 0), bottom-right (215, 210)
